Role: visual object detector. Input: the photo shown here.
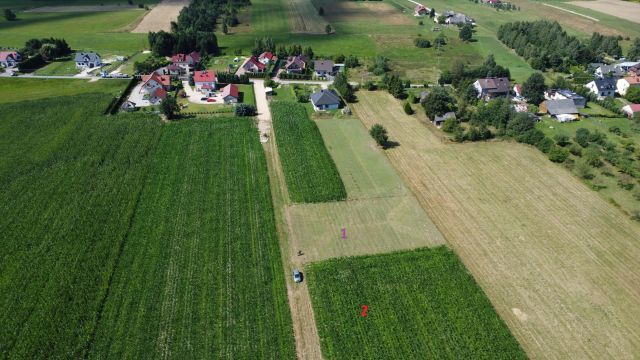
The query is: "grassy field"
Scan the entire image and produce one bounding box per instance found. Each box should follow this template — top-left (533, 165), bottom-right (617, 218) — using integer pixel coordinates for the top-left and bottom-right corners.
top-left (0, 78), bottom-right (130, 103)
top-left (0, 94), bottom-right (163, 358)
top-left (286, 0), bottom-right (329, 33)
top-left (89, 118), bottom-right (296, 359)
top-left (0, 0), bottom-right (158, 10)
top-left (34, 57), bottom-right (80, 75)
top-left (306, 247), bottom-right (527, 359)
top-left (271, 100), bottom-right (346, 203)
top-left (0, 10), bottom-right (148, 53)
top-left (352, 90), bottom-right (640, 359)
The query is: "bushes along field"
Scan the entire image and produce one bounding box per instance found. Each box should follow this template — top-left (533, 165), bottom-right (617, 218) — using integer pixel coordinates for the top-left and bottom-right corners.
top-left (306, 247), bottom-right (527, 359)
top-left (271, 101), bottom-right (347, 203)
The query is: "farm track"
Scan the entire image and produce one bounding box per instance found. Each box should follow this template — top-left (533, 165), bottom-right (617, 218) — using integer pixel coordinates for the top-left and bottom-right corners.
top-left (132, 0), bottom-right (191, 33)
top-left (351, 91), bottom-right (640, 359)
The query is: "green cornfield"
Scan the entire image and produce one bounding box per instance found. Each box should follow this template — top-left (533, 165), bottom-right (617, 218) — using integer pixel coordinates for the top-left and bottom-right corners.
top-left (0, 94), bottom-right (295, 359)
top-left (306, 246), bottom-right (527, 359)
top-left (271, 101), bottom-right (346, 203)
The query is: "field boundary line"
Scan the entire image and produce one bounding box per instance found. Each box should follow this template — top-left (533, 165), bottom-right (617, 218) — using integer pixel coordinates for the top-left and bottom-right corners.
top-left (542, 3), bottom-right (599, 21)
top-left (81, 128), bottom-right (163, 359)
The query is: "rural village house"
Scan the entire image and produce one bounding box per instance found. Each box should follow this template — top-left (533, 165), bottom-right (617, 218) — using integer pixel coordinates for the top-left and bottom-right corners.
top-left (622, 104), bottom-right (640, 119)
top-left (284, 55), bottom-right (307, 73)
top-left (194, 70), bottom-right (217, 95)
top-left (310, 89), bottom-right (341, 111)
top-left (156, 64), bottom-right (185, 79)
top-left (616, 76), bottom-right (640, 96)
top-left (221, 84), bottom-right (239, 104)
top-left (139, 73), bottom-right (171, 104)
top-left (595, 64), bottom-right (625, 79)
top-left (585, 78), bottom-right (616, 99)
top-left (544, 89), bottom-right (586, 108)
top-left (433, 112), bottom-right (456, 127)
top-left (540, 99), bottom-right (579, 122)
top-left (473, 77), bottom-right (510, 100)
top-left (616, 61), bottom-right (640, 73)
top-left (513, 84), bottom-right (523, 98)
top-left (241, 56), bottom-right (266, 73)
top-left (0, 51), bottom-right (21, 67)
top-left (171, 51), bottom-right (200, 72)
top-left (258, 52), bottom-right (277, 65)
top-left (313, 59), bottom-right (335, 78)
top-left (414, 4), bottom-right (430, 16)
top-left (75, 52), bottom-right (102, 69)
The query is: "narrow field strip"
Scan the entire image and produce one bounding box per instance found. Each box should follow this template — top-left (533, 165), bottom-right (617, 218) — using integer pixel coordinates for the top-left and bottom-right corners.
top-left (542, 3), bottom-right (599, 21)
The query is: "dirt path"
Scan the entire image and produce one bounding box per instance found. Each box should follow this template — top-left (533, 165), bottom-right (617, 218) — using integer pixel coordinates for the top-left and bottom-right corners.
top-left (542, 3), bottom-right (599, 22)
top-left (261, 103), bottom-right (323, 360)
top-left (132, 0), bottom-right (191, 33)
top-left (252, 79), bottom-right (272, 142)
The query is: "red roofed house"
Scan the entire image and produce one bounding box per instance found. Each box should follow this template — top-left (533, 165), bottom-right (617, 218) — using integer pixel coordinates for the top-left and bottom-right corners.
top-left (171, 51), bottom-right (200, 72)
top-left (194, 70), bottom-right (217, 96)
top-left (241, 56), bottom-right (266, 74)
top-left (221, 84), bottom-right (239, 104)
top-left (513, 84), bottom-right (523, 98)
top-left (139, 73), bottom-right (171, 104)
top-left (622, 104), bottom-right (640, 119)
top-left (0, 51), bottom-right (22, 68)
top-left (414, 5), bottom-right (429, 16)
top-left (284, 55), bottom-right (307, 74)
top-left (617, 76), bottom-right (640, 96)
top-left (258, 52), bottom-right (277, 65)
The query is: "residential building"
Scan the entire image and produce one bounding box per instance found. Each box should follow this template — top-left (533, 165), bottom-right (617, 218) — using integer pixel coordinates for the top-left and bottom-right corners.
top-left (513, 84), bottom-right (523, 98)
top-left (284, 55), bottom-right (307, 73)
top-left (473, 77), bottom-right (510, 100)
top-left (433, 112), bottom-right (456, 127)
top-left (313, 59), bottom-right (335, 77)
top-left (155, 64), bottom-right (185, 78)
top-left (616, 61), bottom-right (640, 73)
top-left (617, 76), bottom-right (640, 96)
top-left (310, 89), bottom-right (341, 111)
top-left (194, 70), bottom-right (217, 95)
top-left (446, 13), bottom-right (474, 25)
top-left (585, 78), bottom-right (616, 99)
top-left (258, 52), bottom-right (277, 65)
top-left (240, 56), bottom-right (266, 74)
top-left (221, 84), bottom-right (239, 104)
top-left (622, 104), bottom-right (640, 118)
top-left (414, 4), bottom-right (429, 16)
top-left (595, 64), bottom-right (625, 79)
top-left (540, 99), bottom-right (579, 122)
top-left (140, 73), bottom-right (171, 92)
top-left (544, 89), bottom-right (586, 108)
top-left (75, 52), bottom-right (102, 69)
top-left (0, 51), bottom-right (21, 67)
top-left (171, 51), bottom-right (200, 72)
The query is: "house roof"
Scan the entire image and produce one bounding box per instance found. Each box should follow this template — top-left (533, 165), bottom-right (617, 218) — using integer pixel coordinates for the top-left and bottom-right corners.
top-left (259, 52), bottom-right (276, 61)
top-left (154, 87), bottom-right (168, 99)
top-left (314, 59), bottom-right (334, 72)
top-left (623, 76), bottom-right (640, 85)
top-left (244, 56), bottom-right (266, 71)
top-left (194, 70), bottom-right (216, 83)
top-left (545, 99), bottom-right (578, 115)
top-left (415, 4), bottom-right (428, 12)
top-left (0, 51), bottom-right (19, 61)
top-left (434, 112), bottom-right (456, 122)
top-left (142, 73), bottom-right (171, 87)
top-left (625, 104), bottom-right (640, 112)
top-left (310, 89), bottom-right (341, 106)
top-left (617, 61), bottom-right (640, 68)
top-left (221, 84), bottom-right (239, 99)
top-left (171, 51), bottom-right (200, 64)
top-left (285, 56), bottom-right (307, 69)
top-left (593, 77), bottom-right (617, 90)
top-left (597, 65), bottom-right (624, 76)
top-left (556, 89), bottom-right (585, 100)
top-left (75, 52), bottom-right (101, 63)
top-left (513, 84), bottom-right (522, 93)
top-left (476, 77), bottom-right (510, 93)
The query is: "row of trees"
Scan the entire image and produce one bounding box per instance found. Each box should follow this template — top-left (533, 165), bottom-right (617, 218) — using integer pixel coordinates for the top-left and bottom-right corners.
top-left (148, 30), bottom-right (219, 57)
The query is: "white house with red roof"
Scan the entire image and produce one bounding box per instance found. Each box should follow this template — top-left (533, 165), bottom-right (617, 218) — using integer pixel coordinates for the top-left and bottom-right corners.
top-left (194, 70), bottom-right (217, 95)
top-left (221, 84), bottom-right (239, 104)
top-left (414, 4), bottom-right (429, 16)
top-left (171, 51), bottom-right (200, 72)
top-left (284, 55), bottom-right (307, 74)
top-left (240, 56), bottom-right (266, 74)
top-left (622, 104), bottom-right (640, 119)
top-left (139, 73), bottom-right (171, 104)
top-left (617, 76), bottom-right (640, 96)
top-left (258, 52), bottom-right (277, 65)
top-left (0, 51), bottom-right (21, 67)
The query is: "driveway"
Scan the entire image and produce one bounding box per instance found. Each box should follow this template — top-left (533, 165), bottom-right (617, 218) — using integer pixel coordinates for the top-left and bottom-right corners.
top-left (251, 79), bottom-right (271, 142)
top-left (181, 81), bottom-right (224, 104)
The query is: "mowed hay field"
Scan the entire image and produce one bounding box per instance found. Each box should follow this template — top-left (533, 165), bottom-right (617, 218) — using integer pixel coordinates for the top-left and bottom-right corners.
top-left (306, 247), bottom-right (527, 359)
top-left (285, 117), bottom-right (444, 263)
top-left (89, 118), bottom-right (296, 359)
top-left (352, 91), bottom-right (640, 359)
top-left (286, 0), bottom-right (329, 33)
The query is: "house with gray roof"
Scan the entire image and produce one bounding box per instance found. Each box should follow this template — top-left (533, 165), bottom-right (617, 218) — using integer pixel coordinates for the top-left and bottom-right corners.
top-left (541, 99), bottom-right (579, 122)
top-left (595, 64), bottom-right (624, 79)
top-left (310, 89), bottom-right (341, 111)
top-left (473, 77), bottom-right (510, 100)
top-left (585, 77), bottom-right (616, 99)
top-left (75, 52), bottom-right (102, 69)
top-left (433, 112), bottom-right (456, 127)
top-left (313, 59), bottom-right (335, 78)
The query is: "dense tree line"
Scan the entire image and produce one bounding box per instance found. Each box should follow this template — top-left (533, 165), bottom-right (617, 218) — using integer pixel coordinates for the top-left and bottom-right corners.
top-left (21, 38), bottom-right (71, 59)
top-left (148, 30), bottom-right (219, 57)
top-left (438, 55), bottom-right (510, 87)
top-left (333, 72), bottom-right (355, 102)
top-left (497, 20), bottom-right (622, 71)
top-left (628, 38), bottom-right (640, 61)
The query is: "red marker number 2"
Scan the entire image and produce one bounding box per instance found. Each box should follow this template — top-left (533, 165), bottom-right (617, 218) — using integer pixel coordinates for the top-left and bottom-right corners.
top-left (360, 305), bottom-right (369, 317)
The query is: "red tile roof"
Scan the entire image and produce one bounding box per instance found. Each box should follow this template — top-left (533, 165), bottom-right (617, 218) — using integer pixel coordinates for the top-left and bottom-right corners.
top-left (221, 84), bottom-right (239, 99)
top-left (194, 70), bottom-right (216, 83)
top-left (0, 51), bottom-right (19, 61)
top-left (171, 51), bottom-right (200, 64)
top-left (154, 87), bottom-right (167, 99)
top-left (624, 76), bottom-right (640, 85)
top-left (142, 73), bottom-right (171, 87)
top-left (259, 52), bottom-right (276, 61)
top-left (245, 56), bottom-right (266, 71)
top-left (628, 104), bottom-right (640, 112)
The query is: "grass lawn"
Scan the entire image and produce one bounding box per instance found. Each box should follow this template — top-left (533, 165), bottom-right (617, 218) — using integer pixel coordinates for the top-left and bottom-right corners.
top-left (238, 83), bottom-right (256, 106)
top-left (352, 90), bottom-right (640, 359)
top-left (0, 78), bottom-right (130, 103)
top-left (0, 0), bottom-right (159, 10)
top-left (34, 57), bottom-right (80, 76)
top-left (118, 51), bottom-right (151, 75)
top-left (306, 247), bottom-right (527, 359)
top-left (0, 10), bottom-right (148, 53)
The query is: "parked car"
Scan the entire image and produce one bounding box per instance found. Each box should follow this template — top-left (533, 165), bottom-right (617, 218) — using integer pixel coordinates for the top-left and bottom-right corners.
top-left (293, 269), bottom-right (302, 283)
top-left (200, 97), bottom-right (208, 101)
top-left (207, 98), bottom-right (216, 103)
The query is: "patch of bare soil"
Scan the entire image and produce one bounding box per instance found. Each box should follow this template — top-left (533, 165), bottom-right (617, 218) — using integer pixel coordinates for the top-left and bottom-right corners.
top-left (132, 0), bottom-right (191, 33)
top-left (570, 0), bottom-right (640, 24)
top-left (315, 0), bottom-right (412, 25)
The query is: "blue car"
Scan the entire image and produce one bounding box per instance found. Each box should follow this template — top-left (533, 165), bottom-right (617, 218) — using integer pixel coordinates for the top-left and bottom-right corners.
top-left (293, 269), bottom-right (302, 283)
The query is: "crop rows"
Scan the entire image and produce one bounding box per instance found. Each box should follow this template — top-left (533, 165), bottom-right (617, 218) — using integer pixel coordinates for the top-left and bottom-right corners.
top-left (0, 94), bottom-right (162, 358)
top-left (306, 247), bottom-right (527, 359)
top-left (88, 118), bottom-right (296, 359)
top-left (271, 101), bottom-right (346, 203)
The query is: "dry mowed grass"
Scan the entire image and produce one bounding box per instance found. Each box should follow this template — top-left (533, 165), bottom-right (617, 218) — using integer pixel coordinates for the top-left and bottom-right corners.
top-left (132, 0), bottom-right (189, 33)
top-left (286, 0), bottom-right (329, 33)
top-left (352, 91), bottom-right (640, 359)
top-left (313, 0), bottom-right (412, 25)
top-left (570, 0), bottom-right (640, 24)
